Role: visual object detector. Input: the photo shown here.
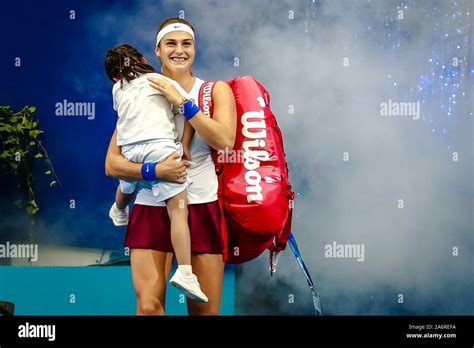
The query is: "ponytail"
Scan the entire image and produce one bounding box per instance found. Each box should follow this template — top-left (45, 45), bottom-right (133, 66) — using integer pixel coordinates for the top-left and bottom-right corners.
top-left (104, 44), bottom-right (156, 88)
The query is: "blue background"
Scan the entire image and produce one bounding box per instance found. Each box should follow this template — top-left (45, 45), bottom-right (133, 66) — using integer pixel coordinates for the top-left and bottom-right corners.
top-left (0, 0), bottom-right (234, 249)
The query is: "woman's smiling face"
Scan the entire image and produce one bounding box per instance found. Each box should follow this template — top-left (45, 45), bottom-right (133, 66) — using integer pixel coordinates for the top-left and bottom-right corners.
top-left (156, 31), bottom-right (195, 74)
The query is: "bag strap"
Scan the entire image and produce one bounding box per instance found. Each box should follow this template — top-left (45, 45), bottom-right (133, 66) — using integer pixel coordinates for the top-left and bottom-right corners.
top-left (198, 81), bottom-right (228, 261)
top-left (197, 80), bottom-right (216, 117)
top-left (217, 177), bottom-right (229, 262)
top-left (198, 81), bottom-right (221, 174)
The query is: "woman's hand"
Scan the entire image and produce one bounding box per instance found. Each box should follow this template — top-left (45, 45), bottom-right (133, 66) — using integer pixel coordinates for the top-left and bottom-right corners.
top-left (148, 76), bottom-right (187, 106)
top-left (182, 145), bottom-right (192, 162)
top-left (106, 129), bottom-right (189, 183)
top-left (155, 152), bottom-right (189, 183)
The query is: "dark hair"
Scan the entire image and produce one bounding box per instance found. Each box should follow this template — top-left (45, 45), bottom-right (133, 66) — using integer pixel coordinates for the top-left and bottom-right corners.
top-left (156, 17), bottom-right (196, 48)
top-left (104, 44), bottom-right (156, 85)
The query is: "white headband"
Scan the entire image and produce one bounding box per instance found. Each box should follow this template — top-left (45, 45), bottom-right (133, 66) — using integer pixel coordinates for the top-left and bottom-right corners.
top-left (156, 23), bottom-right (195, 48)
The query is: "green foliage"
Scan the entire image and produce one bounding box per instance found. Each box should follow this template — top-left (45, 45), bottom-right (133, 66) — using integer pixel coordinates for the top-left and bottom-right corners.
top-left (0, 106), bottom-right (60, 226)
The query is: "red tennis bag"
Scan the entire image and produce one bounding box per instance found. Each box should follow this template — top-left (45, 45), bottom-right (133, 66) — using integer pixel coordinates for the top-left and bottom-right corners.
top-left (198, 76), bottom-right (295, 264)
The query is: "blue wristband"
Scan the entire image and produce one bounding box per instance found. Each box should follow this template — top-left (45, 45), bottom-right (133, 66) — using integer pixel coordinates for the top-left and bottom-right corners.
top-left (180, 99), bottom-right (200, 120)
top-left (141, 162), bottom-right (157, 181)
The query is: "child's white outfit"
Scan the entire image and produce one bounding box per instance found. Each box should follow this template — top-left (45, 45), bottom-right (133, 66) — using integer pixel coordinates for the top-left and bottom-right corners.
top-left (112, 72), bottom-right (192, 202)
top-left (110, 72), bottom-right (208, 303)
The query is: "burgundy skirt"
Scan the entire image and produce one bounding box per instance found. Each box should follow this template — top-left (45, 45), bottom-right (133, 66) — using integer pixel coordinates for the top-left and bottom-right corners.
top-left (125, 201), bottom-right (223, 254)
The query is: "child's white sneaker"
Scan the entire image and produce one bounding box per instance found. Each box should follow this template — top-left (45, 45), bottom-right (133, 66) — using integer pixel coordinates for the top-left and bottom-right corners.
top-left (170, 269), bottom-right (208, 303)
top-left (109, 203), bottom-right (129, 226)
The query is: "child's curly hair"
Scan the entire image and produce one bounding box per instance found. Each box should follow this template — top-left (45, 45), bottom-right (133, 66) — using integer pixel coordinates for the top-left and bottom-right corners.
top-left (104, 44), bottom-right (156, 85)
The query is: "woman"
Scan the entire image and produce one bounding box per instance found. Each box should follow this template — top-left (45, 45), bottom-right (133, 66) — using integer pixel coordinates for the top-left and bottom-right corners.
top-left (105, 17), bottom-right (236, 316)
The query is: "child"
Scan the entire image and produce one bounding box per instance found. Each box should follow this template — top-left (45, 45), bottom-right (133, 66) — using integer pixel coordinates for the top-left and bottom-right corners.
top-left (104, 44), bottom-right (206, 303)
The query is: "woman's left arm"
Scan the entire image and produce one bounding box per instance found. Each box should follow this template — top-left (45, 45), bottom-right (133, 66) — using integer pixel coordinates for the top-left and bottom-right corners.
top-left (148, 77), bottom-right (236, 151)
top-left (188, 81), bottom-right (236, 151)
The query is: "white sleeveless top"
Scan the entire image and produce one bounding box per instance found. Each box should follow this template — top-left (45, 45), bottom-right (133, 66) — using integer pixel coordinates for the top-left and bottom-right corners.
top-left (134, 77), bottom-right (218, 206)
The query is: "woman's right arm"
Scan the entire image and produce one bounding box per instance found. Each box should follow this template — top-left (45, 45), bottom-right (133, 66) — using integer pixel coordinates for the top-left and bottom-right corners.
top-left (105, 128), bottom-right (188, 183)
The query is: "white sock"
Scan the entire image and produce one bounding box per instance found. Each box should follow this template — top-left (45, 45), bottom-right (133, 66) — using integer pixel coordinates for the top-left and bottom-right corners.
top-left (178, 265), bottom-right (193, 277)
top-left (114, 202), bottom-right (126, 211)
